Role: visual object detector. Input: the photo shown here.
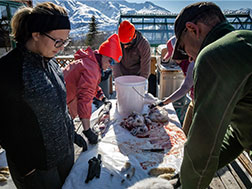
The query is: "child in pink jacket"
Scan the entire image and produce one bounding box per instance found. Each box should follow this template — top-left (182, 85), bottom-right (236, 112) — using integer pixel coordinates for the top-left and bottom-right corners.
top-left (63, 34), bottom-right (122, 145)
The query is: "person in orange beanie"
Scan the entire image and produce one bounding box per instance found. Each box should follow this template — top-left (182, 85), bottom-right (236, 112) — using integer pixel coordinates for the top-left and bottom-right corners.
top-left (63, 34), bottom-right (122, 146)
top-left (113, 20), bottom-right (151, 79)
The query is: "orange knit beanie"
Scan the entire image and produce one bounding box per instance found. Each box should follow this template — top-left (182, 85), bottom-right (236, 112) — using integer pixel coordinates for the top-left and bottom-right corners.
top-left (118, 20), bottom-right (136, 43)
top-left (99, 34), bottom-right (123, 62)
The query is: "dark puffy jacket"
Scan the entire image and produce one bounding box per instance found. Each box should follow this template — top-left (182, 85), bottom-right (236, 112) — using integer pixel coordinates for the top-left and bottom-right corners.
top-left (0, 45), bottom-right (74, 176)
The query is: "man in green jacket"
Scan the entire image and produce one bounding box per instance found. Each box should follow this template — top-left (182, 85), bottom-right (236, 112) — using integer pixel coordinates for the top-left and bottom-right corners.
top-left (172, 2), bottom-right (252, 188)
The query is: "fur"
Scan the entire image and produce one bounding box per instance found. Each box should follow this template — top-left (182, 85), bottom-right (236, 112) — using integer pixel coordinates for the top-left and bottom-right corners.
top-left (128, 177), bottom-right (173, 189)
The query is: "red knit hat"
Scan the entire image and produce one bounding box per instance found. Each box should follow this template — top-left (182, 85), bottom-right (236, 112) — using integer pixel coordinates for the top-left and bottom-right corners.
top-left (118, 20), bottom-right (136, 43)
top-left (99, 34), bottom-right (123, 62)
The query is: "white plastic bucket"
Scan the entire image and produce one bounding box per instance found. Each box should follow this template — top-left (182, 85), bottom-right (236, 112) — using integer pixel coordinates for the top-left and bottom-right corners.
top-left (115, 76), bottom-right (148, 117)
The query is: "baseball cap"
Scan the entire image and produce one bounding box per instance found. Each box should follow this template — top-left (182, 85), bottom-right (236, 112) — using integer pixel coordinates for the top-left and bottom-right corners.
top-left (172, 2), bottom-right (224, 60)
top-left (99, 34), bottom-right (123, 63)
top-left (163, 36), bottom-right (176, 61)
top-left (118, 20), bottom-right (136, 43)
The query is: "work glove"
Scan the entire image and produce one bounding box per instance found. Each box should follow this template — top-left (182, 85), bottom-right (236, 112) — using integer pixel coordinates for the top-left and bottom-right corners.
top-left (74, 132), bottom-right (87, 152)
top-left (83, 128), bottom-right (98, 144)
top-left (144, 93), bottom-right (158, 104)
top-left (149, 101), bottom-right (165, 109)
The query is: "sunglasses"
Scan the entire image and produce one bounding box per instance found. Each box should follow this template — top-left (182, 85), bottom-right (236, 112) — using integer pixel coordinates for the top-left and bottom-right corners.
top-left (42, 32), bottom-right (71, 48)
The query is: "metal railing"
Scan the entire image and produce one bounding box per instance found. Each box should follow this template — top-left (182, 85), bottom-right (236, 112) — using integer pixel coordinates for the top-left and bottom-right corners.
top-left (119, 12), bottom-right (252, 46)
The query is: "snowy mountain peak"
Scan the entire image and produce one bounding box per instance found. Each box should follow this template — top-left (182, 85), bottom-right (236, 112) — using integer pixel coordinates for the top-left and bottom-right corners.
top-left (34, 1), bottom-right (251, 39)
top-left (34, 0), bottom-right (171, 38)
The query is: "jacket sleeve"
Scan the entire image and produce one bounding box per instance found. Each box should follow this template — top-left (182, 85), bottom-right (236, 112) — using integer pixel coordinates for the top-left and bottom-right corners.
top-left (139, 38), bottom-right (151, 79)
top-left (180, 45), bottom-right (251, 188)
top-left (95, 86), bottom-right (105, 101)
top-left (77, 65), bottom-right (100, 119)
top-left (166, 62), bottom-right (194, 102)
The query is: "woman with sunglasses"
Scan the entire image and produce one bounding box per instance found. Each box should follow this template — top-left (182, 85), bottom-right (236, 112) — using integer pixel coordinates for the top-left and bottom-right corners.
top-left (63, 34), bottom-right (122, 146)
top-left (0, 2), bottom-right (77, 188)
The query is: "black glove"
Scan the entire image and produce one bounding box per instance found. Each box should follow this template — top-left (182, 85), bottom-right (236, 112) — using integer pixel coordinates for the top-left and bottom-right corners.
top-left (83, 128), bottom-right (98, 144)
top-left (74, 132), bottom-right (87, 152)
top-left (149, 101), bottom-right (165, 109)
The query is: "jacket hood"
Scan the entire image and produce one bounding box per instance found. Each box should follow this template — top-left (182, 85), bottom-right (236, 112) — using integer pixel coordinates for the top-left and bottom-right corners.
top-left (74, 47), bottom-right (97, 62)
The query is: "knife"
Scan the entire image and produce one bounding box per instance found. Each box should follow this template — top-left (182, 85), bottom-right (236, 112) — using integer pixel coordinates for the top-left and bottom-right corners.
top-left (142, 148), bottom-right (164, 152)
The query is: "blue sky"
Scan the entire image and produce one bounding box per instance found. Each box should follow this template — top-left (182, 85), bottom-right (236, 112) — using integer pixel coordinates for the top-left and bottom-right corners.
top-left (127, 0), bottom-right (252, 13)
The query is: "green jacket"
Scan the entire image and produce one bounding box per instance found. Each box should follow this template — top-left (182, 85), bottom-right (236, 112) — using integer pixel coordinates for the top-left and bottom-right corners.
top-left (180, 22), bottom-right (252, 188)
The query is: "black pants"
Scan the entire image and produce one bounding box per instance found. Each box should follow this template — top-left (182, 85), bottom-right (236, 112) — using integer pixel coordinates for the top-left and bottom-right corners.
top-left (6, 148), bottom-right (74, 189)
top-left (148, 74), bottom-right (157, 97)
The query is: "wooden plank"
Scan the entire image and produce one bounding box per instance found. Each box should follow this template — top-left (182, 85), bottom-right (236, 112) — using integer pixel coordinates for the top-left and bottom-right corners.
top-left (227, 163), bottom-right (247, 189)
top-left (209, 173), bottom-right (226, 189)
top-left (217, 166), bottom-right (241, 189)
top-left (150, 56), bottom-right (157, 75)
top-left (238, 152), bottom-right (252, 177)
top-left (231, 159), bottom-right (252, 188)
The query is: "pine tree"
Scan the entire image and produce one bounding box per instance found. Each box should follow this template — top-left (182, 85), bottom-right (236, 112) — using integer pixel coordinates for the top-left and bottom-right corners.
top-left (85, 15), bottom-right (98, 49)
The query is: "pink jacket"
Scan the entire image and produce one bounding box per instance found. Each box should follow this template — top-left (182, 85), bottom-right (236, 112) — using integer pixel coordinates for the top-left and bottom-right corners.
top-left (63, 47), bottom-right (104, 119)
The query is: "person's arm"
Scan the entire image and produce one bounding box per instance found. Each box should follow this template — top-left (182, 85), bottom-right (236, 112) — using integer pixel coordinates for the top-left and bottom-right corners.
top-left (139, 38), bottom-right (151, 79)
top-left (180, 53), bottom-right (246, 188)
top-left (95, 86), bottom-right (106, 101)
top-left (81, 118), bottom-right (91, 131)
top-left (77, 67), bottom-right (99, 123)
top-left (163, 62), bottom-right (194, 105)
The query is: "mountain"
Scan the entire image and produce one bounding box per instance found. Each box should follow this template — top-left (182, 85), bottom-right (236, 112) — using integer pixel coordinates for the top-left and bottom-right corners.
top-left (34, 0), bottom-right (171, 38)
top-left (223, 8), bottom-right (252, 16)
top-left (33, 1), bottom-right (252, 39)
